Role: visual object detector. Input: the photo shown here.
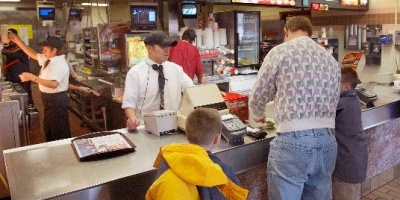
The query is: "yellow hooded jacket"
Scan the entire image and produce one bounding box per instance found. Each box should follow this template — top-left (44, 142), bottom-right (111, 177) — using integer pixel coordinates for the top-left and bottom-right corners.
top-left (145, 143), bottom-right (249, 200)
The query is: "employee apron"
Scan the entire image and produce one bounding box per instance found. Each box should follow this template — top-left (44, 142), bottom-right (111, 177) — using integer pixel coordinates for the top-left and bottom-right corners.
top-left (41, 91), bottom-right (71, 141)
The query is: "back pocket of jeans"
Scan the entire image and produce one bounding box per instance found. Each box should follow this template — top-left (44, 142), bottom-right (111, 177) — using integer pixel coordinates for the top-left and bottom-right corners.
top-left (268, 140), bottom-right (313, 178)
top-left (323, 141), bottom-right (338, 174)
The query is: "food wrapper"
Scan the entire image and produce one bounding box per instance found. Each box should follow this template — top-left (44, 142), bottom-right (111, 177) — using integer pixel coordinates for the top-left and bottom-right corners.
top-left (341, 51), bottom-right (363, 70)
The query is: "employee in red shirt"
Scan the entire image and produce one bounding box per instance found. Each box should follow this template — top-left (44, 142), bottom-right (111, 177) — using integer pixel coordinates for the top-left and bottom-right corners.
top-left (169, 28), bottom-right (204, 84)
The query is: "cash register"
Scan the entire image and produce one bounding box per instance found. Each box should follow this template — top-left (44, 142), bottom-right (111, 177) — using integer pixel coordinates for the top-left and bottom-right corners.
top-left (178, 84), bottom-right (229, 131)
top-left (177, 84), bottom-right (247, 144)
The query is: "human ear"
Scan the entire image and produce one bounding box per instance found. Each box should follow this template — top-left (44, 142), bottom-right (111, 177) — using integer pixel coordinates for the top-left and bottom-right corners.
top-left (213, 133), bottom-right (221, 146)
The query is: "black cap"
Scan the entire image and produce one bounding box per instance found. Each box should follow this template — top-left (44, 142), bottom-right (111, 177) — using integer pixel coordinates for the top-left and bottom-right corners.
top-left (39, 36), bottom-right (64, 50)
top-left (8, 28), bottom-right (18, 35)
top-left (144, 31), bottom-right (177, 47)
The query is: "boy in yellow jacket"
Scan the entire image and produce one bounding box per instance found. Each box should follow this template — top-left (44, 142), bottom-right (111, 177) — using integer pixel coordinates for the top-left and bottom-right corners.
top-left (146, 108), bottom-right (249, 200)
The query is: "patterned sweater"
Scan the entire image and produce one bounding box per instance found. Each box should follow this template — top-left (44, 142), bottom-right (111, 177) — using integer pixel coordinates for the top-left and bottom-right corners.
top-left (249, 36), bottom-right (341, 133)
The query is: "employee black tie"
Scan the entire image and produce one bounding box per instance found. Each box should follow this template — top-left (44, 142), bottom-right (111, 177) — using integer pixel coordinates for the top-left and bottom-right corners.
top-left (158, 65), bottom-right (165, 110)
top-left (44, 59), bottom-right (50, 69)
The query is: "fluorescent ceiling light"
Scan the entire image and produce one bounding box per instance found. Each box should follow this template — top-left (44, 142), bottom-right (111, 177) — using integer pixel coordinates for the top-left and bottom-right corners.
top-left (0, 0), bottom-right (21, 2)
top-left (0, 7), bottom-right (16, 11)
top-left (81, 3), bottom-right (108, 7)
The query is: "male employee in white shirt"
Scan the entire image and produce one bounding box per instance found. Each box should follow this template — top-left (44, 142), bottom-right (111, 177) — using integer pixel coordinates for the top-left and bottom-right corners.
top-left (9, 34), bottom-right (71, 141)
top-left (122, 31), bottom-right (194, 130)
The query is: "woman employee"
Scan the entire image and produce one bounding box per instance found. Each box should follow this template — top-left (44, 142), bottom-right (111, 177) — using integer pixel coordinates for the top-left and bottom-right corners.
top-left (9, 33), bottom-right (71, 142)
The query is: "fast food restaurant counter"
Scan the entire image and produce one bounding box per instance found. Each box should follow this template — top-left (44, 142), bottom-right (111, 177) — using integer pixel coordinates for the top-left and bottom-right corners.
top-left (3, 83), bottom-right (400, 200)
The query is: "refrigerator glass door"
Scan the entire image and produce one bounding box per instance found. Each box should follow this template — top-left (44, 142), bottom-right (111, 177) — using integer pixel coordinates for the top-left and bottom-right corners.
top-left (236, 12), bottom-right (259, 67)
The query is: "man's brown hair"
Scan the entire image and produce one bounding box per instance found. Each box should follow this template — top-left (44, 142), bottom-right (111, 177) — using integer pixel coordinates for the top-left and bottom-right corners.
top-left (285, 16), bottom-right (313, 37)
top-left (341, 66), bottom-right (359, 89)
top-left (185, 108), bottom-right (221, 146)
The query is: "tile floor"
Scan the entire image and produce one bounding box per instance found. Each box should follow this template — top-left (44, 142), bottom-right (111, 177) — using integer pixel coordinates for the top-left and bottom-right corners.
top-left (361, 177), bottom-right (400, 200)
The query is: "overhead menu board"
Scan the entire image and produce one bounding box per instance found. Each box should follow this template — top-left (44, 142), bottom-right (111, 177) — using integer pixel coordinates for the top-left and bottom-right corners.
top-left (340, 0), bottom-right (358, 6)
top-left (231, 0), bottom-right (296, 6)
top-left (302, 0), bottom-right (368, 10)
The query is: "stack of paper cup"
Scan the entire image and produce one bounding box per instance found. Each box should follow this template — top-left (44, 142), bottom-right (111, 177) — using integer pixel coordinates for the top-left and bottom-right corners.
top-left (213, 29), bottom-right (220, 48)
top-left (219, 28), bottom-right (227, 46)
top-left (204, 28), bottom-right (213, 49)
top-left (195, 29), bottom-right (205, 49)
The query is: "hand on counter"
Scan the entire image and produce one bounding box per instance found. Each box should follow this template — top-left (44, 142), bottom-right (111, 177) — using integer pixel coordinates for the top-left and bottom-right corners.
top-left (126, 116), bottom-right (141, 131)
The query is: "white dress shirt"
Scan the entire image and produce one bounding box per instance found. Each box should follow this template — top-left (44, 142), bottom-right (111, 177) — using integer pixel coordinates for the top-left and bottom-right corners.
top-left (122, 58), bottom-right (194, 118)
top-left (37, 54), bottom-right (70, 93)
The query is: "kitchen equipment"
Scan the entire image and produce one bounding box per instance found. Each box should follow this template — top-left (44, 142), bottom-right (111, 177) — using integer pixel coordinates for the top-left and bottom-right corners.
top-left (75, 43), bottom-right (84, 54)
top-left (144, 110), bottom-right (177, 136)
top-left (177, 84), bottom-right (229, 131)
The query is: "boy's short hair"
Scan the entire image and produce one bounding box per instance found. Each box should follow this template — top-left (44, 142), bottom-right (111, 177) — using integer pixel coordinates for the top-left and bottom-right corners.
top-left (285, 16), bottom-right (313, 37)
top-left (186, 108), bottom-right (222, 146)
top-left (341, 66), bottom-right (359, 89)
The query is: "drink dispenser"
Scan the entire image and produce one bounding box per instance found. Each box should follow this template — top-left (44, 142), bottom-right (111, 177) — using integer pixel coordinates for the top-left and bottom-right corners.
top-left (364, 25), bottom-right (382, 66)
top-left (345, 24), bottom-right (362, 50)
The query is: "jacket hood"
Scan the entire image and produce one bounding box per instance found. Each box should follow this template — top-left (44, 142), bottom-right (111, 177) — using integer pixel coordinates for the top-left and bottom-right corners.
top-left (160, 143), bottom-right (228, 187)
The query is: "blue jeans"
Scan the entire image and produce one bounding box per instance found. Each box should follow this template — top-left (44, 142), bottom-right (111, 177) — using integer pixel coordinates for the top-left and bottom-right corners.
top-left (267, 128), bottom-right (337, 200)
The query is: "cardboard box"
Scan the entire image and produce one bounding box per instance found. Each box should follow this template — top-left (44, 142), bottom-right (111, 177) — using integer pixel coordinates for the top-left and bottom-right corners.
top-left (224, 93), bottom-right (248, 122)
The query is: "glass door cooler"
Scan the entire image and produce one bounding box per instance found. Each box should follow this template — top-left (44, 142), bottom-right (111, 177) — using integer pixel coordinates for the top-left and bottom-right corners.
top-left (214, 11), bottom-right (260, 71)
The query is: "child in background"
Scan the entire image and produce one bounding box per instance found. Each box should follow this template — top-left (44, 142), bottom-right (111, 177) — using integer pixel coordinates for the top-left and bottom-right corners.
top-left (332, 66), bottom-right (368, 200)
top-left (146, 108), bottom-right (249, 200)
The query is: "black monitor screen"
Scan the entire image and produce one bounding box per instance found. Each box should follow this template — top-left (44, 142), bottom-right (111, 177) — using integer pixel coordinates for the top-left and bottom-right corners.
top-left (130, 6), bottom-right (157, 26)
top-left (38, 7), bottom-right (55, 21)
top-left (182, 3), bottom-right (197, 18)
top-left (69, 9), bottom-right (83, 21)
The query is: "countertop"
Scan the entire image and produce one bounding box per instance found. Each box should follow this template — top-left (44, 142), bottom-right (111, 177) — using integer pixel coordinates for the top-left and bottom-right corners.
top-left (5, 80), bottom-right (399, 199)
top-left (3, 127), bottom-right (275, 200)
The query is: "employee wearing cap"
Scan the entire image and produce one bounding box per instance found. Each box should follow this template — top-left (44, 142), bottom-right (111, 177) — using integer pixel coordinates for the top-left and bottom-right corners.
top-left (9, 33), bottom-right (71, 141)
top-left (122, 31), bottom-right (194, 130)
top-left (1, 28), bottom-right (34, 105)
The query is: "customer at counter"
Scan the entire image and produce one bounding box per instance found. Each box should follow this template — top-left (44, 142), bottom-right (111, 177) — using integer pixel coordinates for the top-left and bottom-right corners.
top-left (9, 34), bottom-right (71, 141)
top-left (122, 31), bottom-right (194, 130)
top-left (168, 28), bottom-right (204, 84)
top-left (146, 108), bottom-right (248, 200)
top-left (332, 67), bottom-right (367, 200)
top-left (1, 28), bottom-right (34, 105)
top-left (249, 16), bottom-right (341, 200)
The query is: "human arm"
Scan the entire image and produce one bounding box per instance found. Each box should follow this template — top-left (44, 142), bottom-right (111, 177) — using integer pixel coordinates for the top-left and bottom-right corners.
top-left (8, 32), bottom-right (38, 60)
top-left (248, 51), bottom-right (280, 122)
top-left (195, 50), bottom-right (204, 84)
top-left (122, 69), bottom-right (142, 130)
top-left (71, 72), bottom-right (85, 82)
top-left (68, 60), bottom-right (85, 82)
top-left (124, 108), bottom-right (141, 130)
top-left (19, 72), bottom-right (59, 88)
top-left (68, 84), bottom-right (92, 93)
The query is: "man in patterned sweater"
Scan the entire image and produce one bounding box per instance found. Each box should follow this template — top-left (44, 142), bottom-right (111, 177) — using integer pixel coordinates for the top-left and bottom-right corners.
top-left (249, 16), bottom-right (341, 200)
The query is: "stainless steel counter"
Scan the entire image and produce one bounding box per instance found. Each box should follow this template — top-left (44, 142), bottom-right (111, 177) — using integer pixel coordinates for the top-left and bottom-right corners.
top-left (5, 81), bottom-right (400, 199)
top-left (360, 83), bottom-right (400, 129)
top-left (3, 127), bottom-right (275, 200)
